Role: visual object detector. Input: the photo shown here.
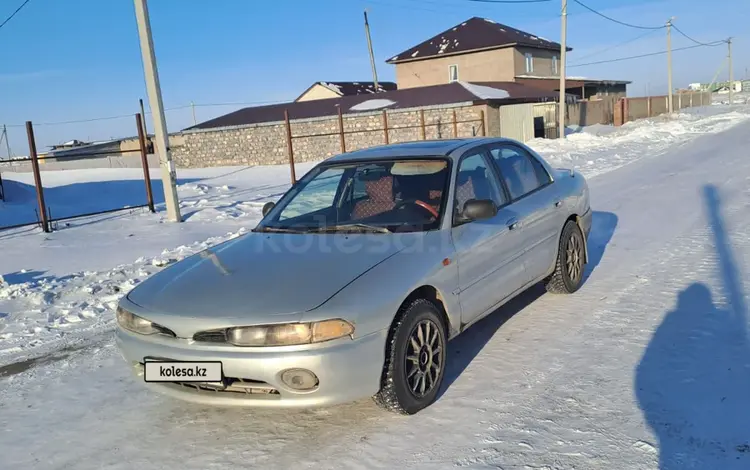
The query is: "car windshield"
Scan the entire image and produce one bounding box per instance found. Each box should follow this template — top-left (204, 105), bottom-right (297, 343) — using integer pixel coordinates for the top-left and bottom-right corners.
top-left (256, 158), bottom-right (450, 233)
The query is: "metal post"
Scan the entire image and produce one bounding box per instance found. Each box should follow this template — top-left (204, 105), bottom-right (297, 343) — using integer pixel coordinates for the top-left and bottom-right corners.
top-left (558, 0), bottom-right (568, 139)
top-left (139, 98), bottom-right (148, 138)
top-left (284, 109), bottom-right (296, 184)
top-left (364, 10), bottom-right (379, 92)
top-left (666, 18), bottom-right (674, 114)
top-left (419, 109), bottom-right (426, 140)
top-left (134, 0), bottom-right (182, 222)
top-left (452, 110), bottom-right (458, 138)
top-left (647, 96), bottom-right (652, 117)
top-left (382, 110), bottom-right (389, 144)
top-left (480, 109), bottom-right (486, 136)
top-left (26, 121), bottom-right (50, 233)
top-left (191, 101), bottom-right (197, 125)
top-left (728, 38), bottom-right (733, 106)
top-left (136, 113), bottom-right (156, 213)
top-left (337, 107), bottom-right (346, 153)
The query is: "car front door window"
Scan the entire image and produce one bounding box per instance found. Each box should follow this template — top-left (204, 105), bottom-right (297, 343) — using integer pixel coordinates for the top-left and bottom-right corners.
top-left (453, 152), bottom-right (506, 224)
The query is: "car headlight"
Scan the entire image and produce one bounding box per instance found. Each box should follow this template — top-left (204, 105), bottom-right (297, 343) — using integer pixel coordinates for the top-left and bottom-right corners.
top-left (226, 319), bottom-right (354, 347)
top-left (116, 306), bottom-right (161, 335)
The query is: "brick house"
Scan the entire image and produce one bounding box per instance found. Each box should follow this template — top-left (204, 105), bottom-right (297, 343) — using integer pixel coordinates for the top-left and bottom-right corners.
top-left (386, 17), bottom-right (629, 100)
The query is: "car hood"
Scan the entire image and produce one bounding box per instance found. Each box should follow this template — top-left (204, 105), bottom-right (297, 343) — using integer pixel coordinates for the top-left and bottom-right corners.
top-left (126, 231), bottom-right (408, 323)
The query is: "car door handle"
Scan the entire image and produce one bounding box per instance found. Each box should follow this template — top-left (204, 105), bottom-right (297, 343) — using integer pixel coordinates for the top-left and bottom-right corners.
top-left (554, 200), bottom-right (563, 208)
top-left (506, 217), bottom-right (519, 230)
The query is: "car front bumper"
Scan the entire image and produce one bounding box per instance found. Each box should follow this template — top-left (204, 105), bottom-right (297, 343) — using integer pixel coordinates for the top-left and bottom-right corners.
top-left (115, 326), bottom-right (388, 408)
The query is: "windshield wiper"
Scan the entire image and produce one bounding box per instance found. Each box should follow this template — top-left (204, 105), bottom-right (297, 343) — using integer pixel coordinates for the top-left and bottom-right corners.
top-left (313, 223), bottom-right (392, 234)
top-left (253, 226), bottom-right (308, 233)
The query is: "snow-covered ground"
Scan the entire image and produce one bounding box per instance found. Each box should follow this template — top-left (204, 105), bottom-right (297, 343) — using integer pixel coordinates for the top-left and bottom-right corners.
top-left (1, 105), bottom-right (749, 469)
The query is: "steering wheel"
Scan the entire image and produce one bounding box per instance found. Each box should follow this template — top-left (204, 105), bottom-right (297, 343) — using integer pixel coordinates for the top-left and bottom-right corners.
top-left (394, 199), bottom-right (440, 219)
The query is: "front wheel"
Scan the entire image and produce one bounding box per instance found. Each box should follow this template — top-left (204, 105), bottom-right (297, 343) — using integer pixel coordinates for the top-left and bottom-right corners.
top-left (544, 220), bottom-right (586, 294)
top-left (373, 299), bottom-right (447, 415)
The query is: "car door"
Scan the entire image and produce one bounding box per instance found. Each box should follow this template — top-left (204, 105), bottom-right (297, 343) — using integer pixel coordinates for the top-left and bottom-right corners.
top-left (451, 149), bottom-right (529, 326)
top-left (487, 143), bottom-right (561, 283)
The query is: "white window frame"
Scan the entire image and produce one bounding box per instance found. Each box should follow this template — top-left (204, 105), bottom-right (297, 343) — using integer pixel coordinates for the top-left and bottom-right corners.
top-left (525, 53), bottom-right (534, 73)
top-left (449, 64), bottom-right (459, 82)
top-left (552, 55), bottom-right (558, 75)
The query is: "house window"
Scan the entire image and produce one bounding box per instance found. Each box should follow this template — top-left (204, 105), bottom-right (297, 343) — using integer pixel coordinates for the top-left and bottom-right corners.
top-left (525, 53), bottom-right (534, 73)
top-left (552, 55), bottom-right (558, 74)
top-left (449, 64), bottom-right (459, 82)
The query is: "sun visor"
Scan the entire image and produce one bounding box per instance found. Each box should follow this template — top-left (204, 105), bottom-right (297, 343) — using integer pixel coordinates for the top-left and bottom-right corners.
top-left (390, 160), bottom-right (447, 176)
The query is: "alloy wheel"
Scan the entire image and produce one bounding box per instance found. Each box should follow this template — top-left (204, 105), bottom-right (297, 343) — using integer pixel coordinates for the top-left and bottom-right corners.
top-left (404, 319), bottom-right (443, 398)
top-left (566, 230), bottom-right (584, 283)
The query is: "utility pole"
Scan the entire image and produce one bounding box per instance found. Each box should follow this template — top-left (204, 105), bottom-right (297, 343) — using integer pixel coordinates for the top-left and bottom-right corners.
top-left (666, 18), bottom-right (674, 113)
top-left (558, 0), bottom-right (568, 139)
top-left (727, 37), bottom-right (733, 106)
top-left (190, 101), bottom-right (197, 125)
top-left (364, 10), bottom-right (380, 92)
top-left (133, 0), bottom-right (181, 222)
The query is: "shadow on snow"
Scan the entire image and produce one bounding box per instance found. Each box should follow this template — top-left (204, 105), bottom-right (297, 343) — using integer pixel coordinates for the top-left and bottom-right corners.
top-left (635, 184), bottom-right (750, 469)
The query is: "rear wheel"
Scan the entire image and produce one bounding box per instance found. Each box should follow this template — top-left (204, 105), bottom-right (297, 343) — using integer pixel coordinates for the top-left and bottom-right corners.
top-left (545, 220), bottom-right (585, 294)
top-left (373, 299), bottom-right (447, 415)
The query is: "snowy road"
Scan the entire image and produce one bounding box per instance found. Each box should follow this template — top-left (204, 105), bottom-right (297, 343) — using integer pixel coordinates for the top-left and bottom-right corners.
top-left (1, 115), bottom-right (750, 469)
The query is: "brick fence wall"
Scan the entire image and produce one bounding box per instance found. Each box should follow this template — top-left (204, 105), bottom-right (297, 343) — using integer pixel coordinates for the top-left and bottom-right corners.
top-left (172, 104), bottom-right (489, 169)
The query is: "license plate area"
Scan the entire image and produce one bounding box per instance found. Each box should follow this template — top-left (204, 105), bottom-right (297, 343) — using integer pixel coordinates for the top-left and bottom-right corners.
top-left (143, 359), bottom-right (223, 383)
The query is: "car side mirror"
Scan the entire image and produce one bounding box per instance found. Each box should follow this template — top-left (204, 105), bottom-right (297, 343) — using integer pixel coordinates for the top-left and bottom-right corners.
top-left (261, 201), bottom-right (275, 217)
top-left (463, 199), bottom-right (497, 221)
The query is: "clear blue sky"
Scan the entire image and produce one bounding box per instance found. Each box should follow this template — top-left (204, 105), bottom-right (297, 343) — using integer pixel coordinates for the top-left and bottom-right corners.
top-left (1, 0), bottom-right (747, 152)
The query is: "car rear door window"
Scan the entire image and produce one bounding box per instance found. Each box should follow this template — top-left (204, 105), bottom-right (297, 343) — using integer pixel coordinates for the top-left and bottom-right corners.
top-left (454, 151), bottom-right (506, 220)
top-left (489, 145), bottom-right (551, 200)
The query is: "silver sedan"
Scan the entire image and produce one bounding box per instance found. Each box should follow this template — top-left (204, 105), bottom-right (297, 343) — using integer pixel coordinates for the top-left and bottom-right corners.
top-left (115, 137), bottom-right (591, 414)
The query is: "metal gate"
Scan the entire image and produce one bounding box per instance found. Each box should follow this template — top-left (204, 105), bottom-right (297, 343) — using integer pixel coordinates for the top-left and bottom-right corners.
top-left (533, 103), bottom-right (559, 139)
top-left (498, 103), bottom-right (535, 142)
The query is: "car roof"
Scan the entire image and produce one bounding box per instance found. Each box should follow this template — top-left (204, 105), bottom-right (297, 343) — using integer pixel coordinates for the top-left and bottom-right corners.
top-left (324, 137), bottom-right (518, 163)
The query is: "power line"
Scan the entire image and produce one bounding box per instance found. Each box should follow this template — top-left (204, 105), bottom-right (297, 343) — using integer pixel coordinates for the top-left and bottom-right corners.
top-left (4, 100), bottom-right (295, 128)
top-left (569, 28), bottom-right (661, 64)
top-left (572, 0), bottom-right (664, 30)
top-left (0, 0), bottom-right (32, 31)
top-left (672, 24), bottom-right (725, 47)
top-left (568, 43), bottom-right (721, 68)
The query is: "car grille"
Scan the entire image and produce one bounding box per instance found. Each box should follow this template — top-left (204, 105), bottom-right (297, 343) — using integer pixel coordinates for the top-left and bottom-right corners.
top-left (192, 329), bottom-right (227, 343)
top-left (170, 377), bottom-right (280, 396)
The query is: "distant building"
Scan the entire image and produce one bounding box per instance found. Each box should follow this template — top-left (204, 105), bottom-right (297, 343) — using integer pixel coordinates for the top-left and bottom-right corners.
top-left (49, 139), bottom-right (91, 151)
top-left (385, 17), bottom-right (629, 99)
top-left (686, 80), bottom-right (746, 92)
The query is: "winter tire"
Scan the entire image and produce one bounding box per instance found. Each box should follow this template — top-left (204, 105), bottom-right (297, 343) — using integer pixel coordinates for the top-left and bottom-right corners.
top-left (545, 220), bottom-right (586, 294)
top-left (373, 298), bottom-right (447, 415)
